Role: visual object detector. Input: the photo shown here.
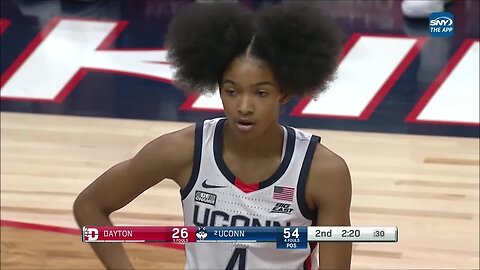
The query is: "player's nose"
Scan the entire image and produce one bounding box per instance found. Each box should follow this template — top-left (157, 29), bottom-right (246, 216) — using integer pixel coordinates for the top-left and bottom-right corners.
top-left (237, 95), bottom-right (254, 115)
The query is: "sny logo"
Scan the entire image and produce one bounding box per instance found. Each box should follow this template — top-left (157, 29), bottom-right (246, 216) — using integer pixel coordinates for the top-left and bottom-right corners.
top-left (429, 12), bottom-right (454, 37)
top-left (83, 227), bottom-right (99, 241)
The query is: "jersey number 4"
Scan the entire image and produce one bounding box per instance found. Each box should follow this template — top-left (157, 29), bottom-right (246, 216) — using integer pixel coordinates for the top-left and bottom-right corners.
top-left (226, 248), bottom-right (246, 270)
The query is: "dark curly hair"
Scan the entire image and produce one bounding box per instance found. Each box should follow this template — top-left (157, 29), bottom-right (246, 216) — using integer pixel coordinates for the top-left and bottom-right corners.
top-left (166, 1), bottom-right (343, 97)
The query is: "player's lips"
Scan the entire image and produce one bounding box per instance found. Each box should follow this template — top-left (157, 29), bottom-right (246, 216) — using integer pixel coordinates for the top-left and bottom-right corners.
top-left (235, 119), bottom-right (255, 132)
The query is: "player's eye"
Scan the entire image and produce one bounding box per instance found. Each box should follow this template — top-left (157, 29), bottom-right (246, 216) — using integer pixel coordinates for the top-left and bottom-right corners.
top-left (224, 89), bottom-right (236, 96)
top-left (257, 89), bottom-right (269, 97)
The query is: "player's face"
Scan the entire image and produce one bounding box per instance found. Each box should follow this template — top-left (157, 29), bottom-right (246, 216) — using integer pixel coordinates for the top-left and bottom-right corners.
top-left (220, 56), bottom-right (289, 139)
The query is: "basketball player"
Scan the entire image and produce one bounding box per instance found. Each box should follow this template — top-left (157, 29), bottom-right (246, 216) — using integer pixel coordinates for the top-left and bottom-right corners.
top-left (74, 2), bottom-right (352, 269)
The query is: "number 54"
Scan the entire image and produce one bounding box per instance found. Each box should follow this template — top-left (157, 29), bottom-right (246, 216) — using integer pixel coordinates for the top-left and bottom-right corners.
top-left (283, 228), bottom-right (299, 238)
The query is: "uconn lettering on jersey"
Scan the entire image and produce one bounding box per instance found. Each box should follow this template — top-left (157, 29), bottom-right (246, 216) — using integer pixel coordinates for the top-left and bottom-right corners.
top-left (193, 205), bottom-right (291, 227)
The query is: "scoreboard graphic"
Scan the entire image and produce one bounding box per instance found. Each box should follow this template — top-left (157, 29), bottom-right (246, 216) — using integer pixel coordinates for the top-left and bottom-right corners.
top-left (82, 226), bottom-right (398, 249)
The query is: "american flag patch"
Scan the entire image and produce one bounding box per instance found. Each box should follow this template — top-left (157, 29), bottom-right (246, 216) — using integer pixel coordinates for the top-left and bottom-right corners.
top-left (273, 186), bottom-right (295, 201)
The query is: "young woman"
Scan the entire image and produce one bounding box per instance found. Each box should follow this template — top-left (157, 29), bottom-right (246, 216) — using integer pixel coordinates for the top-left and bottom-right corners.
top-left (74, 2), bottom-right (352, 269)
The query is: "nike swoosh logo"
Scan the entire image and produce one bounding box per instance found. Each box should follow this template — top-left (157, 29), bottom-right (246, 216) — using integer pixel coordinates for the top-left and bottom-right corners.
top-left (202, 179), bottom-right (227, 189)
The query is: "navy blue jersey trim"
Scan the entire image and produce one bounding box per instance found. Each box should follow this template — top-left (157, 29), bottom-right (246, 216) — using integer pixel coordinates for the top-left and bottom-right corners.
top-left (180, 122), bottom-right (203, 200)
top-left (213, 119), bottom-right (235, 182)
top-left (213, 118), bottom-right (296, 190)
top-left (259, 126), bottom-right (295, 189)
top-left (297, 135), bottom-right (321, 221)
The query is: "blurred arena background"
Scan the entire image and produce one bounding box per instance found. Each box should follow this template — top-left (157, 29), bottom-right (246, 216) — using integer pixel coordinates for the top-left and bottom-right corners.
top-left (1, 0), bottom-right (478, 269)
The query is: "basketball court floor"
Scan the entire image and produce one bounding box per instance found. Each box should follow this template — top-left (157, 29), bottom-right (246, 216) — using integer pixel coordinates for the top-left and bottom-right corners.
top-left (1, 0), bottom-right (479, 269)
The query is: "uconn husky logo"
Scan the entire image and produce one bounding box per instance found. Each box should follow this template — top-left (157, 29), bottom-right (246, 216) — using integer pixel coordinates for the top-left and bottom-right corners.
top-left (429, 12), bottom-right (454, 37)
top-left (196, 227), bottom-right (208, 240)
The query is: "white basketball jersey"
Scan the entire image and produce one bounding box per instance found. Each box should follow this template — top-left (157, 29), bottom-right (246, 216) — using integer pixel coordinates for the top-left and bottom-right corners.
top-left (181, 118), bottom-right (320, 270)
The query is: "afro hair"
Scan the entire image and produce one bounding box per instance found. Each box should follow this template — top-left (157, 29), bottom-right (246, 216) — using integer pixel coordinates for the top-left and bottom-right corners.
top-left (166, 1), bottom-right (343, 97)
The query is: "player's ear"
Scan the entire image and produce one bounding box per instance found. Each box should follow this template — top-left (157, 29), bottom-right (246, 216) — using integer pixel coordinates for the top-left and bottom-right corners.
top-left (279, 94), bottom-right (291, 105)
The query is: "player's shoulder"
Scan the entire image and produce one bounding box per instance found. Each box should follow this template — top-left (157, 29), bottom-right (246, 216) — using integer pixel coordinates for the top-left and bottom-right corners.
top-left (147, 123), bottom-right (196, 159)
top-left (311, 143), bottom-right (348, 173)
top-left (308, 143), bottom-right (351, 193)
top-left (290, 127), bottom-right (347, 171)
top-left (146, 117), bottom-right (222, 163)
top-left (303, 142), bottom-right (351, 209)
top-left (131, 123), bottom-right (196, 176)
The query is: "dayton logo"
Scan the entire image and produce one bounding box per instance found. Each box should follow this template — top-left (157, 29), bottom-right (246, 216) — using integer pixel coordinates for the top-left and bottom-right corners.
top-left (83, 227), bottom-right (99, 241)
top-left (429, 12), bottom-right (454, 37)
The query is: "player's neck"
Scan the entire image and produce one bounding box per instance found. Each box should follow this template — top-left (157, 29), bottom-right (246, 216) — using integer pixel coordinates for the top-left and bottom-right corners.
top-left (222, 121), bottom-right (284, 158)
